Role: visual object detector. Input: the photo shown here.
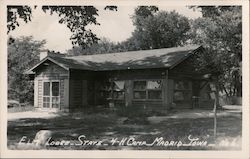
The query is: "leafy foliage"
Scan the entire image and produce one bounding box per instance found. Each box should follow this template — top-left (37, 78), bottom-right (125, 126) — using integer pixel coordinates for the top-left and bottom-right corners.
top-left (190, 6), bottom-right (242, 96)
top-left (67, 7), bottom-right (191, 55)
top-left (190, 6), bottom-right (241, 18)
top-left (104, 6), bottom-right (118, 11)
top-left (67, 38), bottom-right (118, 55)
top-left (7, 6), bottom-right (116, 48)
top-left (41, 6), bottom-right (99, 48)
top-left (8, 36), bottom-right (46, 103)
top-left (129, 10), bottom-right (191, 50)
top-left (7, 6), bottom-right (33, 33)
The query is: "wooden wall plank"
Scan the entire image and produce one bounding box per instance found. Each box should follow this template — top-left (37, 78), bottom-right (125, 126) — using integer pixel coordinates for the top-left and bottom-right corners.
top-left (167, 79), bottom-right (174, 107)
top-left (34, 79), bottom-right (38, 107)
top-left (125, 80), bottom-right (133, 107)
top-left (63, 79), bottom-right (69, 110)
top-left (37, 80), bottom-right (43, 108)
top-left (162, 70), bottom-right (168, 110)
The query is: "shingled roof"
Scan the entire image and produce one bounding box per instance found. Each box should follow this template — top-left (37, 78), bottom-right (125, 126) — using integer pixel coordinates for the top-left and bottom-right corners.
top-left (26, 45), bottom-right (202, 73)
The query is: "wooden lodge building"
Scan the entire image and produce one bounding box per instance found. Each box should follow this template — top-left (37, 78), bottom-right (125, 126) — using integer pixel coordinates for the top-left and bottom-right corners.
top-left (26, 45), bottom-right (215, 112)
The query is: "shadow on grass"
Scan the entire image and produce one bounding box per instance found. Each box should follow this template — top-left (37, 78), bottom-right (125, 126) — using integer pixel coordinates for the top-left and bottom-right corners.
top-left (8, 113), bottom-right (117, 146)
top-left (8, 112), bottom-right (242, 150)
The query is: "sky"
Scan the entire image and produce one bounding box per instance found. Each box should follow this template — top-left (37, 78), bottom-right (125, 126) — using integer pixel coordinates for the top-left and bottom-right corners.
top-left (9, 6), bottom-right (202, 53)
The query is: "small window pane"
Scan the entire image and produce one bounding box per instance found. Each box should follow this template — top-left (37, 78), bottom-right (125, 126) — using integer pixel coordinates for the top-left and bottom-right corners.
top-left (52, 103), bottom-right (59, 108)
top-left (52, 82), bottom-right (59, 96)
top-left (134, 81), bottom-right (146, 90)
top-left (52, 97), bottom-right (59, 103)
top-left (147, 80), bottom-right (162, 89)
top-left (113, 81), bottom-right (125, 90)
top-left (113, 91), bottom-right (125, 99)
top-left (148, 90), bottom-right (162, 99)
top-left (43, 97), bottom-right (50, 102)
top-left (43, 82), bottom-right (50, 96)
top-left (134, 91), bottom-right (146, 99)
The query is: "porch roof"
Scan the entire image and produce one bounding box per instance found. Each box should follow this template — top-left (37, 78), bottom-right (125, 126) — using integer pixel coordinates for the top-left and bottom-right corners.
top-left (26, 45), bottom-right (202, 73)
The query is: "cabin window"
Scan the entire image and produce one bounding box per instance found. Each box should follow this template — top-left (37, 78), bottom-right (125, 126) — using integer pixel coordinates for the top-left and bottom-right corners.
top-left (173, 80), bottom-right (192, 101)
top-left (43, 82), bottom-right (50, 108)
top-left (113, 81), bottom-right (125, 100)
top-left (99, 81), bottom-right (112, 99)
top-left (133, 80), bottom-right (162, 99)
top-left (51, 82), bottom-right (60, 108)
top-left (147, 80), bottom-right (162, 99)
top-left (99, 81), bottom-right (125, 100)
top-left (43, 81), bottom-right (60, 108)
top-left (133, 81), bottom-right (147, 99)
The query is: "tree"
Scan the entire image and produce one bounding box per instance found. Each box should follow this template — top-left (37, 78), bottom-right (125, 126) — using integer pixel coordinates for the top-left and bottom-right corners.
top-left (189, 6), bottom-right (241, 18)
top-left (132, 6), bottom-right (159, 28)
top-left (189, 6), bottom-right (242, 97)
top-left (67, 38), bottom-right (118, 55)
top-left (129, 10), bottom-right (191, 50)
top-left (7, 6), bottom-right (117, 48)
top-left (8, 36), bottom-right (46, 103)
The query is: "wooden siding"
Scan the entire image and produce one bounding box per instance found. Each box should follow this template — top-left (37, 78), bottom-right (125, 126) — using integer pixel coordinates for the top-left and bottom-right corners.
top-left (104, 68), bottom-right (166, 80)
top-left (167, 79), bottom-right (174, 107)
top-left (162, 70), bottom-right (168, 108)
top-left (82, 80), bottom-right (88, 106)
top-left (169, 54), bottom-right (202, 79)
top-left (87, 80), bottom-right (95, 106)
top-left (36, 61), bottom-right (68, 76)
top-left (37, 80), bottom-right (43, 108)
top-left (60, 79), bottom-right (65, 109)
top-left (69, 79), bottom-right (83, 108)
top-left (34, 79), bottom-right (38, 107)
top-left (63, 79), bottom-right (69, 110)
top-left (125, 80), bottom-right (133, 107)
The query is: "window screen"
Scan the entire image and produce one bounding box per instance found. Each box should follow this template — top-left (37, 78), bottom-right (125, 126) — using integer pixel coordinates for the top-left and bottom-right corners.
top-left (43, 82), bottom-right (50, 96)
top-left (52, 82), bottom-right (59, 96)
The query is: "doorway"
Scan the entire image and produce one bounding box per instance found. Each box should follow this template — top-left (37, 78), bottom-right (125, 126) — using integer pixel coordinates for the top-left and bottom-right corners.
top-left (43, 81), bottom-right (60, 109)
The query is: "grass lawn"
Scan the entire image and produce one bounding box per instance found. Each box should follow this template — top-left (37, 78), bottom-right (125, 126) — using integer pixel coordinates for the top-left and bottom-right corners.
top-left (7, 108), bottom-right (242, 150)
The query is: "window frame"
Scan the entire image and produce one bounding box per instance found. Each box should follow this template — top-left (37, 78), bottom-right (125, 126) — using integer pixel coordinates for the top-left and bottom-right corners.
top-left (112, 80), bottom-right (125, 100)
top-left (42, 80), bottom-right (60, 109)
top-left (173, 80), bottom-right (192, 102)
top-left (133, 79), bottom-right (163, 101)
top-left (99, 80), bottom-right (125, 100)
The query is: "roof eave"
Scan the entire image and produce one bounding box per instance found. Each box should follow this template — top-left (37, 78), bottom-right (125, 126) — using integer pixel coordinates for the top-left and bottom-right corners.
top-left (24, 57), bottom-right (69, 74)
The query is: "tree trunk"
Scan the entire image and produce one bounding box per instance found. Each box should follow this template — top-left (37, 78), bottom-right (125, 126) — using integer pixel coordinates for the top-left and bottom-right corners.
top-left (213, 96), bottom-right (217, 138)
top-left (213, 78), bottom-right (220, 139)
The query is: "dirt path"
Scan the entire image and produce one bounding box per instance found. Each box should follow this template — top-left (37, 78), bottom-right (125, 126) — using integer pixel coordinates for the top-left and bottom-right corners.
top-left (8, 111), bottom-right (59, 121)
top-left (148, 106), bottom-right (242, 124)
